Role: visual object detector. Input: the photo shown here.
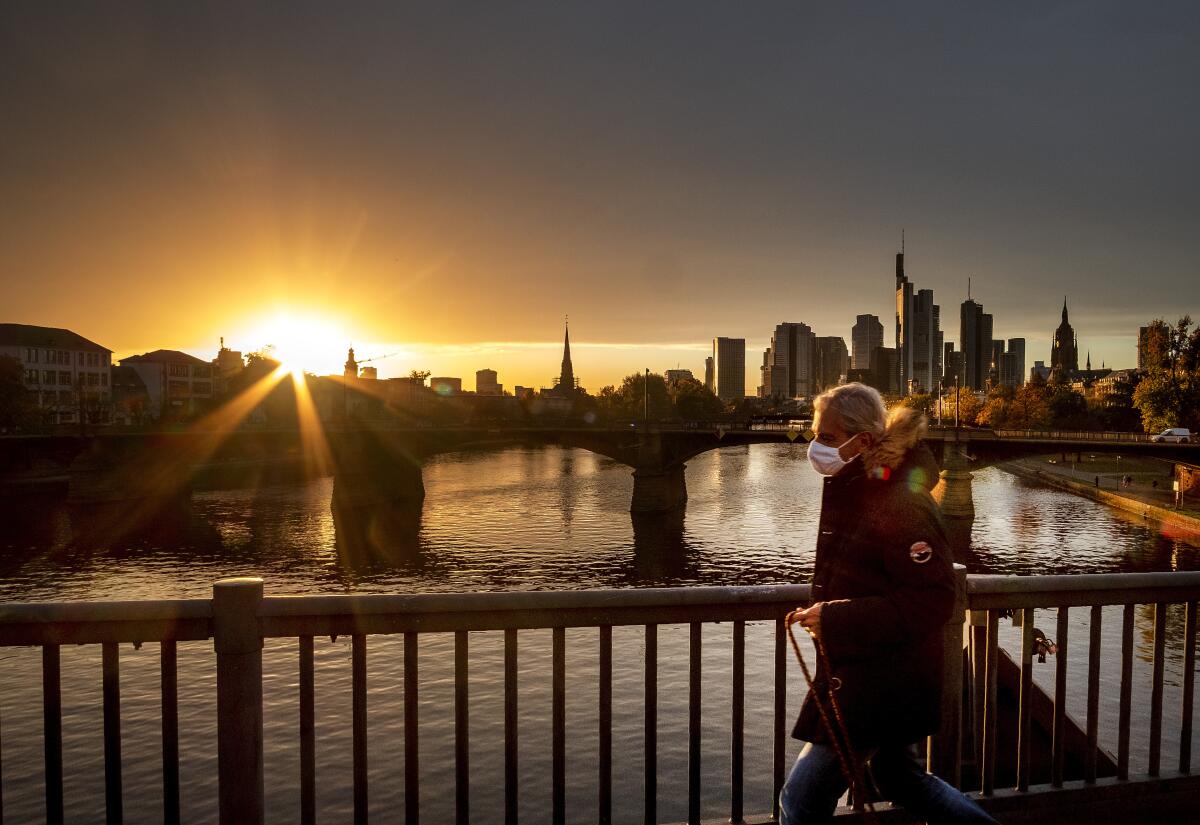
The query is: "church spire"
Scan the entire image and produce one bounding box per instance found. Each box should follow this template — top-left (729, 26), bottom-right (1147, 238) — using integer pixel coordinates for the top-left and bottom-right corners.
top-left (557, 317), bottom-right (575, 394)
top-left (1062, 297), bottom-right (1068, 325)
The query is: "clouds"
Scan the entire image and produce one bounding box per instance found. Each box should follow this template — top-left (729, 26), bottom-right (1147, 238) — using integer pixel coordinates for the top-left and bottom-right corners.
top-left (3, 2), bottom-right (1198, 377)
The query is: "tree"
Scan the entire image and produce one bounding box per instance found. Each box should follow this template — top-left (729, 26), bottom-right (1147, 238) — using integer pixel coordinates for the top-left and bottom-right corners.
top-left (1132, 371), bottom-right (1200, 433)
top-left (0, 355), bottom-right (35, 431)
top-left (409, 369), bottom-right (431, 384)
top-left (943, 389), bottom-right (984, 427)
top-left (669, 377), bottom-right (724, 420)
top-left (974, 386), bottom-right (1012, 429)
top-left (1132, 316), bottom-right (1200, 432)
top-left (1045, 385), bottom-right (1088, 429)
top-left (1007, 376), bottom-right (1050, 429)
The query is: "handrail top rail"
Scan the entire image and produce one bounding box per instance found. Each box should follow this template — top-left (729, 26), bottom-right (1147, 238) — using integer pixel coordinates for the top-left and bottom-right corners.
top-left (259, 583), bottom-right (814, 618)
top-left (967, 570), bottom-right (1200, 595)
top-left (0, 598), bottom-right (212, 624)
top-left (3, 571), bottom-right (1200, 629)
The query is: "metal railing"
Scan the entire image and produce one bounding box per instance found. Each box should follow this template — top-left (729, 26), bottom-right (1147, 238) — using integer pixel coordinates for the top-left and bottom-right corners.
top-left (992, 429), bottom-right (1155, 442)
top-left (0, 570), bottom-right (1197, 824)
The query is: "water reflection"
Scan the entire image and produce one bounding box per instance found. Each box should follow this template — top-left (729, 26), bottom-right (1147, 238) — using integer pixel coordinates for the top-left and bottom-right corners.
top-left (0, 445), bottom-right (1198, 603)
top-left (333, 499), bottom-right (424, 572)
top-left (630, 507), bottom-right (695, 582)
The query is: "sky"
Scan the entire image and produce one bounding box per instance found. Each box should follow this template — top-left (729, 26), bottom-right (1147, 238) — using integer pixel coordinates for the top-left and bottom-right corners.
top-left (3, 2), bottom-right (1199, 392)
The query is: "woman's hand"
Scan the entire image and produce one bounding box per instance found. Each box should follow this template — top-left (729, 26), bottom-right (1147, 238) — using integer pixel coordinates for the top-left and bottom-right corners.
top-left (788, 602), bottom-right (824, 638)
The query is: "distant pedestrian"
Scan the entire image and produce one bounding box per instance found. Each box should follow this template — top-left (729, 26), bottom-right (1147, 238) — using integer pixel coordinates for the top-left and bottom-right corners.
top-left (1095, 476), bottom-right (1100, 488)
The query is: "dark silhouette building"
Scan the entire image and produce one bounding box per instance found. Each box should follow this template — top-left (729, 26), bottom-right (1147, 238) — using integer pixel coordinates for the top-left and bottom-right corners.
top-left (1050, 298), bottom-right (1079, 375)
top-left (894, 247), bottom-right (942, 395)
top-left (959, 298), bottom-right (993, 391)
top-left (552, 321), bottom-right (578, 396)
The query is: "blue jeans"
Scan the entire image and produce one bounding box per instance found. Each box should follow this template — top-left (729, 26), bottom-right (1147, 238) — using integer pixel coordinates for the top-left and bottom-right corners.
top-left (780, 742), bottom-right (1000, 825)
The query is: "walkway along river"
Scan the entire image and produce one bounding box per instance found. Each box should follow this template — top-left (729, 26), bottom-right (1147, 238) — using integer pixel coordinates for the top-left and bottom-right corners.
top-left (0, 443), bottom-right (1197, 822)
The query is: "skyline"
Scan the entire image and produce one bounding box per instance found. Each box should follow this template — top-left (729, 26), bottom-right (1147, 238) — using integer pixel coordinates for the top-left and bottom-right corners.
top-left (10, 286), bottom-right (1144, 396)
top-left (4, 3), bottom-right (1199, 390)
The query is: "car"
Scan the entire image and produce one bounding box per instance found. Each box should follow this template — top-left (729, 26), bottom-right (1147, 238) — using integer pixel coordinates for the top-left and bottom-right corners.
top-left (1152, 428), bottom-right (1192, 444)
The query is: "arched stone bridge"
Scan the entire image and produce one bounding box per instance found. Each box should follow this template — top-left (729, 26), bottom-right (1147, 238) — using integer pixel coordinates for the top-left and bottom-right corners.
top-left (1, 426), bottom-right (1196, 518)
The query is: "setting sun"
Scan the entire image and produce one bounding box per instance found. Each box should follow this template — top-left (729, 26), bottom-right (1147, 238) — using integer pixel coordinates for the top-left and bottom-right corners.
top-left (243, 311), bottom-right (348, 377)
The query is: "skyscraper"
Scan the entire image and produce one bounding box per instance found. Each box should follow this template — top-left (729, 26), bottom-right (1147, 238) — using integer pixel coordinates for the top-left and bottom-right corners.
top-left (814, 336), bottom-right (849, 393)
top-left (894, 248), bottom-right (942, 395)
top-left (852, 315), bottom-right (884, 371)
top-left (704, 356), bottom-right (714, 393)
top-left (959, 299), bottom-right (993, 391)
top-left (712, 337), bottom-right (746, 402)
top-left (762, 322), bottom-right (816, 398)
top-left (1003, 338), bottom-right (1026, 388)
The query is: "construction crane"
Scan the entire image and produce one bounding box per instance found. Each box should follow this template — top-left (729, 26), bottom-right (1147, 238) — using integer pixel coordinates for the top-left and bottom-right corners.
top-left (355, 351), bottom-right (399, 376)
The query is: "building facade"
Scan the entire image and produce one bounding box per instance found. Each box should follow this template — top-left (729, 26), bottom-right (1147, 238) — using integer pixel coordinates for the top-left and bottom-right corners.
top-left (1001, 338), bottom-right (1026, 389)
top-left (760, 323), bottom-right (815, 399)
top-left (895, 251), bottom-right (942, 395)
top-left (959, 299), bottom-right (994, 391)
top-left (119, 349), bottom-right (213, 418)
top-left (814, 336), bottom-right (849, 394)
top-left (476, 368), bottom-right (502, 395)
top-left (0, 324), bottom-right (113, 425)
top-left (430, 376), bottom-right (462, 396)
top-left (851, 314), bottom-right (884, 371)
top-left (712, 337), bottom-right (746, 402)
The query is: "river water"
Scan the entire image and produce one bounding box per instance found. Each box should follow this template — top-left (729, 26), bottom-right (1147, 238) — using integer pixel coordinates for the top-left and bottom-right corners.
top-left (1, 444), bottom-right (1198, 823)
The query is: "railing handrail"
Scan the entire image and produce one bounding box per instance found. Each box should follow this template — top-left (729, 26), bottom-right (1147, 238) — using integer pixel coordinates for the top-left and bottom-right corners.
top-left (969, 570), bottom-right (1200, 594)
top-left (0, 598), bottom-right (212, 624)
top-left (6, 573), bottom-right (1200, 642)
top-left (260, 583), bottom-right (812, 617)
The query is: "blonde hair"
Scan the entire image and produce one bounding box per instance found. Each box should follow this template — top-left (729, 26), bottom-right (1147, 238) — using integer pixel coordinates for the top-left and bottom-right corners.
top-left (813, 383), bottom-right (887, 438)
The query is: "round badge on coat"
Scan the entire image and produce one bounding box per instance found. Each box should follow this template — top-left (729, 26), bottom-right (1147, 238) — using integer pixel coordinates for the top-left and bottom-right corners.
top-left (909, 541), bottom-right (934, 563)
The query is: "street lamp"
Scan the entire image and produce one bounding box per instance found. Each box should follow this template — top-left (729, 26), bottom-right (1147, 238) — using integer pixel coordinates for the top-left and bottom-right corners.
top-left (644, 368), bottom-right (650, 424)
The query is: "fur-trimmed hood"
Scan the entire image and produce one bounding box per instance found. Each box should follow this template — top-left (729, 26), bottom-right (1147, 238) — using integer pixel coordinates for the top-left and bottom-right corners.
top-left (860, 407), bottom-right (931, 482)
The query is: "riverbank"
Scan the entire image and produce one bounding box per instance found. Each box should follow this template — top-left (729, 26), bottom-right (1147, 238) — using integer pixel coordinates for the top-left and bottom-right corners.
top-left (1001, 458), bottom-right (1200, 536)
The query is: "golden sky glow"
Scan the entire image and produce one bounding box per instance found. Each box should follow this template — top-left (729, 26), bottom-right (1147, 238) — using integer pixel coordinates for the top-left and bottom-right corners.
top-left (4, 4), bottom-right (1197, 394)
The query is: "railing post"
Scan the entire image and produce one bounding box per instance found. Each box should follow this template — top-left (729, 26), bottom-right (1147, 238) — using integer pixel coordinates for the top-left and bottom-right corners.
top-left (214, 578), bottom-right (265, 825)
top-left (929, 563), bottom-right (966, 786)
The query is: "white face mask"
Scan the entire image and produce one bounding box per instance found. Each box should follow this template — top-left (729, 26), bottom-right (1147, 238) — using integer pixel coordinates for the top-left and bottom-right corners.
top-left (808, 434), bottom-right (860, 476)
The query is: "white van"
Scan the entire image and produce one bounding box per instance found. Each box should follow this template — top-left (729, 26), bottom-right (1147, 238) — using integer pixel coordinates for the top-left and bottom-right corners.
top-left (1152, 428), bottom-right (1192, 443)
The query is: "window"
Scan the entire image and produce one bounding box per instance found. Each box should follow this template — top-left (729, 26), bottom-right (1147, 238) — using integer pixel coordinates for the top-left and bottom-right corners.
top-left (88, 372), bottom-right (99, 386)
top-left (78, 352), bottom-right (84, 365)
top-left (169, 363), bottom-right (189, 377)
top-left (193, 365), bottom-right (212, 378)
top-left (168, 380), bottom-right (189, 397)
top-left (192, 382), bottom-right (212, 395)
top-left (59, 371), bottom-right (71, 385)
top-left (24, 369), bottom-right (37, 384)
top-left (42, 370), bottom-right (55, 385)
top-left (59, 390), bottom-right (73, 403)
top-left (100, 373), bottom-right (108, 387)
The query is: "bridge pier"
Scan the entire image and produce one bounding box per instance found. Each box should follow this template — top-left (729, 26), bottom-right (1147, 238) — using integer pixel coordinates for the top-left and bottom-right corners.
top-left (934, 447), bottom-right (975, 519)
top-left (330, 432), bottom-right (426, 515)
top-left (630, 465), bottom-right (687, 513)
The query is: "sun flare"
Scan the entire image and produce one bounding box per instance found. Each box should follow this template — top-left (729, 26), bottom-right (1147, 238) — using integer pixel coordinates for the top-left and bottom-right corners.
top-left (244, 311), bottom-right (347, 377)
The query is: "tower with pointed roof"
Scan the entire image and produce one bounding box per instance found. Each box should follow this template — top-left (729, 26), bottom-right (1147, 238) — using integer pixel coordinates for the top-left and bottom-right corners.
top-left (553, 319), bottom-right (576, 395)
top-left (1050, 298), bottom-right (1078, 375)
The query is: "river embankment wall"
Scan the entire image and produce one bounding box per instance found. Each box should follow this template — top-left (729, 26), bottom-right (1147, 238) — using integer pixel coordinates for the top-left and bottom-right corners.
top-left (1001, 461), bottom-right (1200, 536)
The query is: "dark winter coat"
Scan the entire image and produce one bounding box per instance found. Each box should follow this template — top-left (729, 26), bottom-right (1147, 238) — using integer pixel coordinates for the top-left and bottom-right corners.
top-left (792, 409), bottom-right (956, 751)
